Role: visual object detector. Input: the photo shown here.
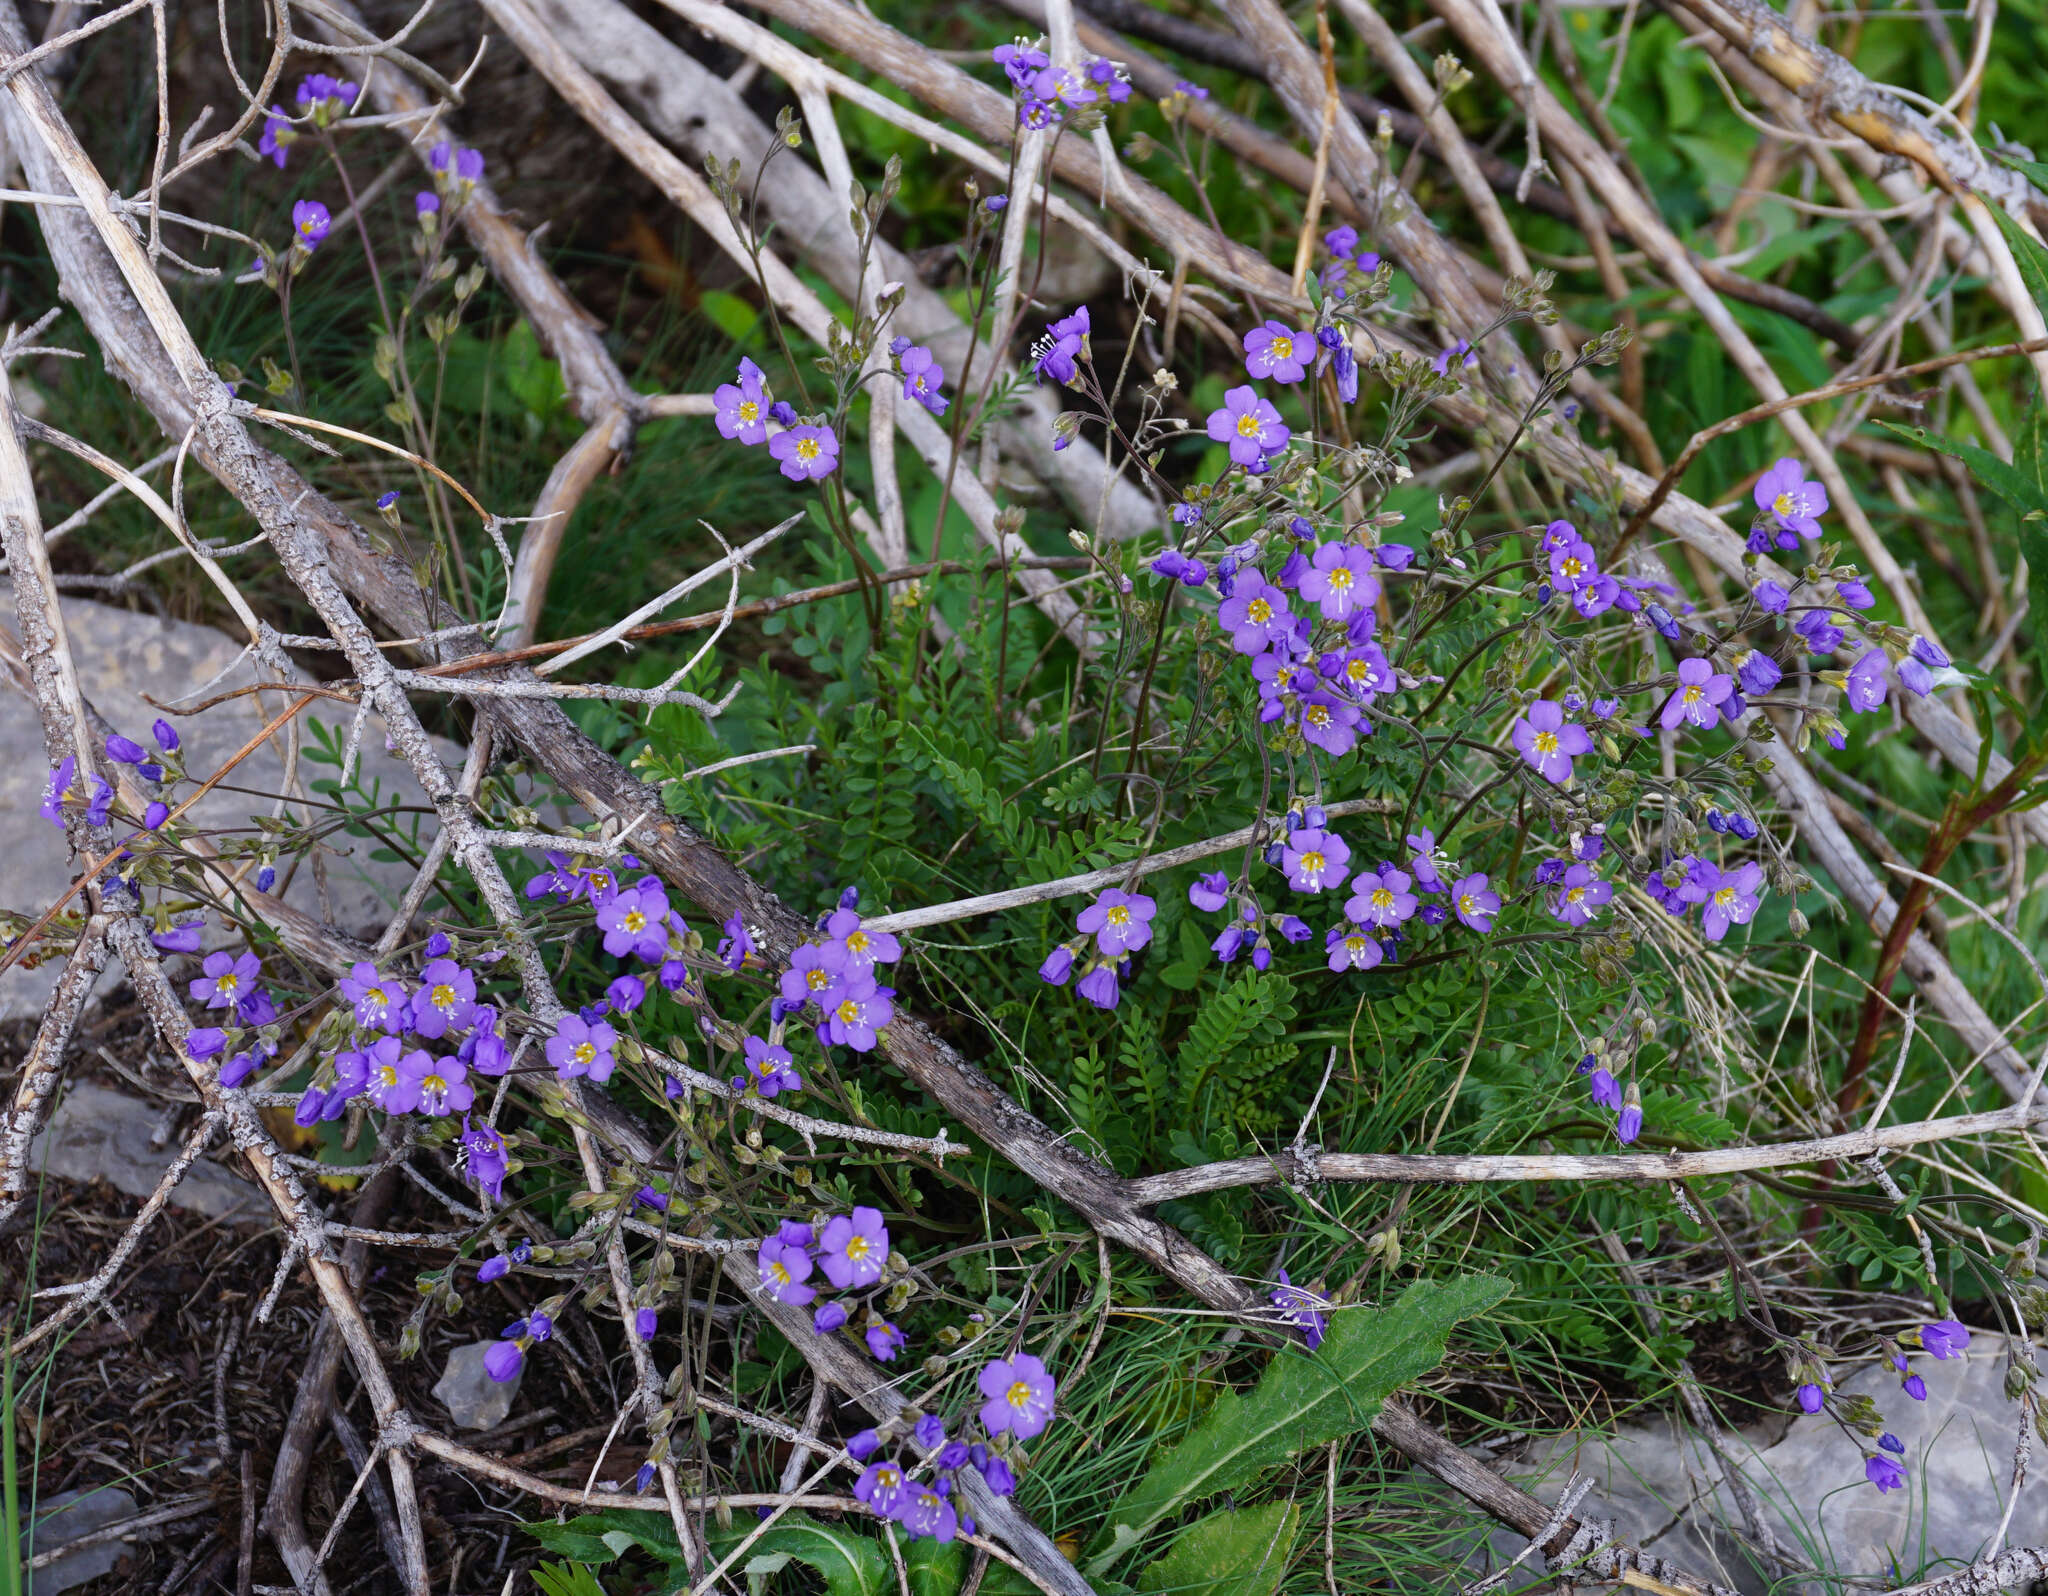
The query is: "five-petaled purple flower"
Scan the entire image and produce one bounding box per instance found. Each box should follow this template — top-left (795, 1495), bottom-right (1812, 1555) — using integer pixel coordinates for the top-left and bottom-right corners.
top-left (292, 200), bottom-right (331, 251)
top-left (1217, 571), bottom-right (1295, 654)
top-left (1865, 1454), bottom-right (1906, 1493)
top-left (546, 1012), bottom-right (617, 1083)
top-left (461, 1117), bottom-right (507, 1201)
top-left (1661, 659), bottom-right (1733, 731)
top-left (1347, 866), bottom-right (1418, 929)
top-left (715, 357), bottom-right (770, 445)
top-left (1451, 873), bottom-right (1500, 932)
top-left (1296, 542), bottom-right (1380, 622)
top-left (769, 425), bottom-right (840, 482)
top-left (1920, 1319), bottom-right (1971, 1359)
top-left (1844, 648), bottom-right (1889, 714)
top-left (742, 1035), bottom-right (802, 1097)
top-left (978, 1352), bottom-right (1057, 1439)
top-left (1189, 871), bottom-right (1230, 913)
top-left (1512, 700), bottom-right (1593, 785)
top-left (900, 346), bottom-right (948, 416)
top-left (190, 950), bottom-right (259, 1011)
top-left (820, 1206), bottom-right (889, 1289)
top-left (411, 958), bottom-right (477, 1039)
top-left (818, 974), bottom-right (893, 1052)
top-left (1270, 1268), bottom-right (1329, 1350)
top-left (1206, 386), bottom-right (1290, 470)
top-left (1551, 864), bottom-right (1613, 927)
top-left (1282, 827), bottom-right (1351, 894)
top-left (758, 1234), bottom-right (816, 1305)
top-left (1077, 888), bottom-right (1156, 956)
top-left (597, 878), bottom-right (671, 961)
top-left (1243, 320), bottom-right (1309, 383)
top-left (1326, 923), bottom-right (1384, 972)
top-left (1754, 458), bottom-right (1829, 541)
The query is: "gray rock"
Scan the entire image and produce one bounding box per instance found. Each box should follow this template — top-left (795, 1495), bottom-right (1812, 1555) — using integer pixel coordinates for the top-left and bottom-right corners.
top-left (0, 582), bottom-right (462, 1020)
top-left (30, 1485), bottom-right (138, 1596)
top-left (434, 1340), bottom-right (521, 1431)
top-left (27, 1081), bottom-right (260, 1221)
top-left (1480, 1335), bottom-right (2043, 1589)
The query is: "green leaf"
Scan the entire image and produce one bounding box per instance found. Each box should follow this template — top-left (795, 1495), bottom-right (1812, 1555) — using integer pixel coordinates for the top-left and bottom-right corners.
top-left (906, 1534), bottom-right (968, 1596)
top-left (529, 1564), bottom-right (609, 1596)
top-left (521, 1510), bottom-right (682, 1566)
top-left (700, 288), bottom-right (762, 343)
top-left (1873, 423), bottom-right (2048, 518)
top-left (1985, 199), bottom-right (2048, 325)
top-left (1085, 1274), bottom-right (1510, 1572)
top-left (1135, 1502), bottom-right (1300, 1596)
top-left (710, 1514), bottom-right (891, 1596)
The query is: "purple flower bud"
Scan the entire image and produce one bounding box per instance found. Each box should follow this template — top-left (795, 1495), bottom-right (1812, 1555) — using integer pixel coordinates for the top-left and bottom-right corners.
top-left (1616, 1103), bottom-right (1643, 1144)
top-left (1753, 580), bottom-right (1791, 614)
top-left (1588, 1068), bottom-right (1622, 1111)
top-left (1902, 1373), bottom-right (1927, 1400)
top-left (143, 802), bottom-right (170, 830)
top-left (1039, 944), bottom-right (1075, 985)
top-left (638, 1463), bottom-right (658, 1494)
top-left (185, 1027), bottom-right (227, 1060)
top-left (377, 490), bottom-right (400, 511)
top-left (847, 1428), bottom-right (880, 1461)
top-left (527, 1311), bottom-right (554, 1341)
top-left (768, 400), bottom-right (798, 427)
top-left (1911, 635), bottom-right (1950, 669)
top-left (813, 1301), bottom-right (849, 1334)
top-left (608, 974), bottom-right (647, 1013)
top-left (105, 734), bottom-right (146, 764)
top-left (256, 866), bottom-right (276, 893)
top-left (484, 1341), bottom-right (524, 1382)
top-left (1374, 543), bottom-right (1416, 570)
top-left (478, 1255), bottom-right (510, 1283)
top-left (219, 1051), bottom-right (260, 1089)
top-left (636, 1308), bottom-right (658, 1341)
top-left (985, 194), bottom-right (1009, 212)
top-left (1797, 1382), bottom-right (1825, 1413)
top-left (416, 191), bottom-right (440, 216)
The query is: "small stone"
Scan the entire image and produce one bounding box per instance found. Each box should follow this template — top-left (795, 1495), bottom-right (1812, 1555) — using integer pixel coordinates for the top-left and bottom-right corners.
top-left (31, 1486), bottom-right (138, 1596)
top-left (434, 1340), bottom-right (521, 1431)
top-left (28, 1083), bottom-right (260, 1221)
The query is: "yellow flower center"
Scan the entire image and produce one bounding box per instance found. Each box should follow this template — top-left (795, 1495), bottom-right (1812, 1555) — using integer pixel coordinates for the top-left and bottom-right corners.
top-left (738, 399), bottom-right (758, 422)
top-left (1300, 850), bottom-right (1326, 875)
top-left (807, 967), bottom-right (830, 990)
top-left (1714, 886), bottom-right (1737, 908)
top-left (1533, 730), bottom-right (1559, 755)
top-left (1236, 412), bottom-right (1262, 438)
top-left (846, 930), bottom-right (869, 954)
top-left (1682, 685), bottom-right (1703, 704)
top-left (1566, 887), bottom-right (1586, 905)
top-left (1561, 556), bottom-right (1584, 579)
top-left (1008, 1380), bottom-right (1034, 1409)
top-left (1773, 491), bottom-right (1797, 518)
top-left (796, 438), bottom-right (820, 461)
top-left (423, 1073), bottom-right (447, 1095)
top-left (623, 909), bottom-right (646, 933)
top-left (1305, 704), bottom-right (1329, 727)
top-left (1106, 904), bottom-right (1131, 926)
top-left (845, 1235), bottom-right (870, 1262)
top-left (836, 997), bottom-right (861, 1024)
top-left (1346, 936), bottom-right (1369, 955)
top-left (1327, 567), bottom-right (1352, 591)
top-left (1247, 598), bottom-right (1272, 624)
top-left (876, 1467), bottom-right (899, 1489)
top-left (574, 1041), bottom-right (595, 1065)
top-left (1371, 888), bottom-right (1393, 910)
top-left (1459, 894), bottom-right (1476, 916)
top-left (216, 973), bottom-right (240, 994)
top-left (769, 1259), bottom-right (792, 1285)
top-left (1269, 335), bottom-right (1292, 361)
top-left (432, 983), bottom-right (456, 1009)
top-left (375, 1065), bottom-right (398, 1089)
top-left (1345, 659), bottom-right (1369, 683)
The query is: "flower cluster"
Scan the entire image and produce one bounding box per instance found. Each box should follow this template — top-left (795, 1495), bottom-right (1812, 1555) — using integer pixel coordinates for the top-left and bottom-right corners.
top-left (990, 38), bottom-right (1128, 129)
top-left (756, 1209), bottom-right (905, 1359)
top-left (847, 1351), bottom-right (1057, 1543)
top-left (1791, 1319), bottom-right (1973, 1495)
top-left (714, 356), bottom-right (840, 482)
top-left (1040, 886), bottom-right (1156, 1008)
top-left (770, 889), bottom-right (901, 1064)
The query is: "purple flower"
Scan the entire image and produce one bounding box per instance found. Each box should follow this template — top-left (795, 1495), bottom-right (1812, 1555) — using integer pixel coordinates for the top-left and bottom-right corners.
top-left (1551, 864), bottom-right (1613, 927)
top-left (1189, 871), bottom-right (1230, 913)
top-left (598, 878), bottom-right (671, 961)
top-left (1039, 944), bottom-right (1075, 985)
top-left (404, 1050), bottom-right (471, 1117)
top-left (1299, 693), bottom-right (1364, 756)
top-left (826, 905), bottom-right (901, 970)
top-left (715, 357), bottom-right (770, 445)
top-left (743, 1034), bottom-right (802, 1097)
top-left (781, 941), bottom-right (849, 1008)
top-left (758, 1235), bottom-right (816, 1305)
top-left (1077, 964), bottom-right (1122, 1009)
top-left (416, 191), bottom-right (440, 218)
top-left (190, 950), bottom-right (259, 1011)
top-left (818, 973), bottom-right (893, 1052)
top-left (912, 1413), bottom-right (947, 1452)
top-left (105, 734), bottom-right (146, 765)
top-left (898, 1484), bottom-right (957, 1542)
top-left (1902, 1372), bottom-right (1928, 1401)
top-left (1752, 580), bottom-right (1791, 615)
top-left (1512, 700), bottom-right (1593, 785)
top-left (410, 958), bottom-right (477, 1039)
top-left (84, 778), bottom-right (113, 828)
top-left (1588, 1067), bottom-right (1622, 1111)
top-left (1616, 1099), bottom-right (1644, 1144)
top-left (716, 912), bottom-right (758, 972)
top-left (854, 1460), bottom-right (910, 1515)
top-left (1844, 648), bottom-right (1889, 714)
top-left (1920, 1319), bottom-right (1971, 1359)
top-left (978, 1352), bottom-right (1057, 1439)
top-left (219, 1050), bottom-right (263, 1090)
top-left (339, 960), bottom-right (407, 1034)
top-left (1432, 338), bottom-right (1476, 376)
top-left (295, 73), bottom-right (357, 116)
top-left (632, 1307), bottom-right (657, 1342)
top-left (1270, 1267), bottom-right (1329, 1350)
top-left (900, 345), bottom-right (948, 416)
top-left (608, 974), bottom-right (647, 1014)
top-left (185, 1027), bottom-right (227, 1061)
top-left (1735, 650), bottom-right (1783, 697)
top-left (39, 757), bottom-right (74, 827)
top-left (1549, 539), bottom-right (1601, 595)
top-left (1243, 320), bottom-right (1309, 383)
top-left (151, 917), bottom-right (204, 954)
top-left (429, 141), bottom-right (484, 186)
top-left (814, 1301), bottom-right (849, 1334)
top-left (462, 1117), bottom-right (508, 1201)
top-left (1661, 659), bottom-right (1733, 731)
top-left (484, 1341), bottom-right (524, 1383)
top-left (1346, 866), bottom-right (1418, 929)
top-left (478, 1254), bottom-right (511, 1284)
top-left (546, 1013), bottom-right (618, 1083)
top-left (1326, 923), bottom-right (1384, 972)
top-left (1451, 873), bottom-right (1500, 932)
top-left (1296, 542), bottom-right (1380, 622)
top-left (865, 1320), bottom-right (906, 1361)
top-left (1077, 888), bottom-right (1156, 956)
top-left (1699, 861), bottom-right (1763, 941)
top-left (1797, 1382), bottom-right (1825, 1413)
top-left (1216, 571), bottom-right (1295, 655)
top-left (1282, 827), bottom-right (1351, 894)
top-left (847, 1429), bottom-right (880, 1462)
top-left (1206, 386), bottom-right (1290, 469)
top-left (1754, 458), bottom-right (1829, 539)
top-left (1031, 305), bottom-right (1090, 384)
top-left (1835, 577), bottom-right (1874, 610)
top-left (1796, 608), bottom-right (1844, 656)
top-left (820, 1206), bottom-right (888, 1289)
top-left (1865, 1454), bottom-right (1906, 1493)
top-left (769, 425), bottom-right (840, 481)
top-left (257, 106), bottom-right (297, 167)
top-left (291, 199), bottom-right (331, 251)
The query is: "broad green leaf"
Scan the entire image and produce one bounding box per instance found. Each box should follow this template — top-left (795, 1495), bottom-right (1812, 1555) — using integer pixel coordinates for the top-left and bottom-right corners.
top-left (1135, 1502), bottom-right (1300, 1596)
top-left (711, 1514), bottom-right (891, 1596)
top-left (906, 1534), bottom-right (967, 1596)
top-left (529, 1564), bottom-right (610, 1596)
top-left (1085, 1274), bottom-right (1509, 1572)
top-left (1983, 202), bottom-right (2048, 325)
top-left (521, 1510), bottom-right (682, 1566)
top-left (1874, 423), bottom-right (2048, 517)
top-left (1997, 154), bottom-right (2048, 193)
